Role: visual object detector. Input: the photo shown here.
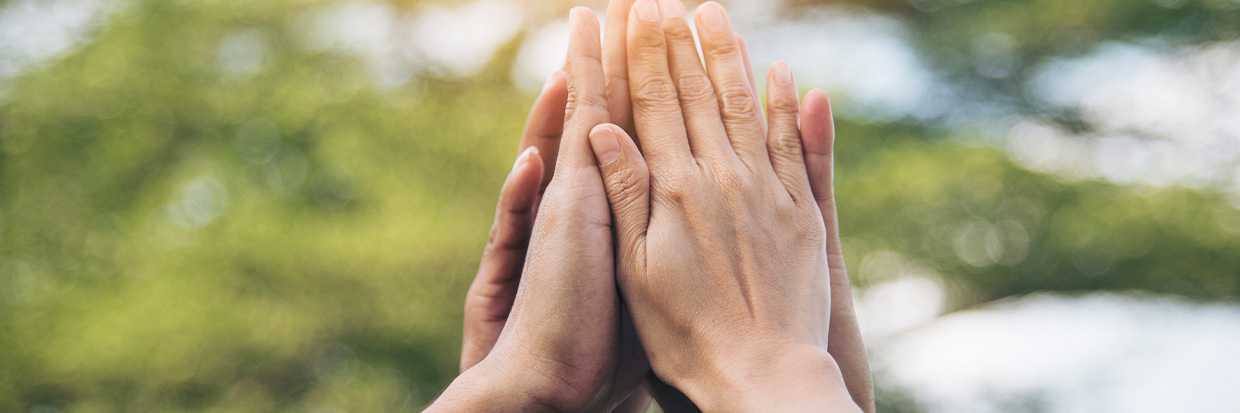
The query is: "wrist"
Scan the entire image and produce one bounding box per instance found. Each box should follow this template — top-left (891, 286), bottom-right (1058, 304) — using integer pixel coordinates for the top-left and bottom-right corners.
top-left (673, 342), bottom-right (860, 412)
top-left (427, 357), bottom-right (558, 412)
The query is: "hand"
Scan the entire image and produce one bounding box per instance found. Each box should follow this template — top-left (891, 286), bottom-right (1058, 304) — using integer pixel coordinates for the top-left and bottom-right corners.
top-left (459, 59), bottom-right (655, 413)
top-left (734, 27), bottom-right (876, 412)
top-left (430, 8), bottom-right (646, 412)
top-left (587, 0), bottom-right (861, 410)
top-left (460, 69), bottom-right (566, 374)
top-left (456, 1), bottom-right (657, 411)
top-left (803, 90), bottom-right (875, 412)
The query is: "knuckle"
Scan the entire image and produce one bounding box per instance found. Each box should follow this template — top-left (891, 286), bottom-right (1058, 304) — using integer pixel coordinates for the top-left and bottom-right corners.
top-left (653, 173), bottom-right (692, 205)
top-left (768, 93), bottom-right (801, 115)
top-left (718, 84), bottom-right (758, 120)
top-left (705, 38), bottom-right (740, 59)
top-left (631, 77), bottom-right (680, 109)
top-left (564, 88), bottom-right (608, 122)
top-left (632, 27), bottom-right (667, 51)
top-left (769, 134), bottom-right (804, 158)
top-left (485, 224), bottom-right (503, 248)
top-left (604, 70), bottom-right (628, 94)
top-left (607, 167), bottom-right (649, 203)
top-left (795, 213), bottom-right (828, 245)
top-left (676, 73), bottom-right (716, 105)
top-left (663, 24), bottom-right (696, 46)
top-left (709, 163), bottom-right (750, 193)
top-left (661, 188), bottom-right (690, 210)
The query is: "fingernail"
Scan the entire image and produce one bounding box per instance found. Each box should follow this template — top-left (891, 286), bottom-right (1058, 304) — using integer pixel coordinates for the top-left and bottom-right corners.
top-left (774, 61), bottom-right (793, 86)
top-left (514, 146), bottom-right (539, 171)
top-left (636, 0), bottom-right (659, 22)
top-left (698, 2), bottom-right (726, 31)
top-left (589, 126), bottom-right (622, 164)
top-left (658, 0), bottom-right (684, 18)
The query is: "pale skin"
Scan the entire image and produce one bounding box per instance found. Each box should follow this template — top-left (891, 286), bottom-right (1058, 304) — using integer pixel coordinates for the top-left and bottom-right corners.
top-left (441, 1), bottom-right (873, 411)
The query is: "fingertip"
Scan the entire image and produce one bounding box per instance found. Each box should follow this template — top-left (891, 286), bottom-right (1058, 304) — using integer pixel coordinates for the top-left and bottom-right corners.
top-left (511, 146), bottom-right (543, 181)
top-left (570, 5), bottom-right (594, 19)
top-left (805, 88), bottom-right (830, 106)
top-left (801, 89), bottom-right (834, 155)
top-left (695, 1), bottom-right (728, 31)
top-left (570, 6), bottom-right (601, 35)
top-left (770, 60), bottom-right (793, 87)
top-left (589, 124), bottom-right (623, 165)
top-left (657, 0), bottom-right (685, 18)
top-left (634, 0), bottom-right (659, 22)
top-left (502, 147), bottom-right (544, 209)
top-left (526, 145), bottom-right (545, 169)
top-left (698, 1), bottom-right (725, 15)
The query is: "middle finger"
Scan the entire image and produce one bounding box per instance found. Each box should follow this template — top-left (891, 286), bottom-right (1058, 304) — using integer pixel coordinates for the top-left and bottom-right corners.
top-left (657, 0), bottom-right (740, 166)
top-left (695, 2), bottom-right (773, 177)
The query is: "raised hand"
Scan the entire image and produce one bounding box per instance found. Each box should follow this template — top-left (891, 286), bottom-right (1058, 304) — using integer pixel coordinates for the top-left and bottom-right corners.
top-left (587, 0), bottom-right (862, 410)
top-left (738, 33), bottom-right (875, 412)
top-left (460, 69), bottom-right (566, 373)
top-left (802, 89), bottom-right (875, 412)
top-left (429, 8), bottom-right (646, 411)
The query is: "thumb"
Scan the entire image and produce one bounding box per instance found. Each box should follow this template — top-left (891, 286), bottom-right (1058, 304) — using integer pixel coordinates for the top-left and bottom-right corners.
top-left (587, 124), bottom-right (649, 267)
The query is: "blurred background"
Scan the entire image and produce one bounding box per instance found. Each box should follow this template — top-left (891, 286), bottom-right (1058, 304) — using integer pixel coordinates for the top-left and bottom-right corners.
top-left (2, 0), bottom-right (1239, 411)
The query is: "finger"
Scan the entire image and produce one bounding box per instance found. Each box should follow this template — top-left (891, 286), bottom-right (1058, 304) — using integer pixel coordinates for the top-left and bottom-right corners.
top-left (658, 0), bottom-right (737, 163)
top-left (735, 32), bottom-right (766, 133)
top-left (604, 0), bottom-right (638, 136)
top-left (560, 7), bottom-right (613, 171)
top-left (801, 89), bottom-right (839, 251)
top-left (462, 147), bottom-right (545, 372)
top-left (694, 2), bottom-right (771, 174)
top-left (802, 88), bottom-right (875, 412)
top-left (627, 0), bottom-right (694, 173)
top-left (588, 124), bottom-right (650, 276)
top-left (765, 61), bottom-right (812, 205)
top-left (518, 69), bottom-right (568, 193)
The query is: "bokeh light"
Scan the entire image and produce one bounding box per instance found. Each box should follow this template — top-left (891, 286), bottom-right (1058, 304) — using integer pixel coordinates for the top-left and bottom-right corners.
top-left (2, 0), bottom-right (1238, 411)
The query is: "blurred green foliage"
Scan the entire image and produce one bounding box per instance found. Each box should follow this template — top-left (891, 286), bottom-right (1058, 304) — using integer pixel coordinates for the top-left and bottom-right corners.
top-left (1, 0), bottom-right (1238, 411)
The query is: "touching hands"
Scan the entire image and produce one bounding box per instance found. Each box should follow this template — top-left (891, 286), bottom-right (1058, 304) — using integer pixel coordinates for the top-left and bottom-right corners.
top-left (431, 8), bottom-right (647, 412)
top-left (437, 1), bottom-right (873, 411)
top-left (459, 69), bottom-right (566, 375)
top-left (587, 0), bottom-right (859, 410)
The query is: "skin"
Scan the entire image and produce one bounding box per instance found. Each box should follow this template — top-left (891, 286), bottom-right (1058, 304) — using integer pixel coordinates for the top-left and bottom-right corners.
top-left (586, 0), bottom-right (864, 411)
top-left (448, 1), bottom-right (874, 411)
top-left (458, 68), bottom-right (656, 412)
top-left (428, 8), bottom-right (646, 412)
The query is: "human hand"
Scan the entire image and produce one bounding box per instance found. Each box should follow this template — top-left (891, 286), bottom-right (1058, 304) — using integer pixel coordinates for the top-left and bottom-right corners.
top-left (429, 8), bottom-right (647, 412)
top-left (734, 29), bottom-right (876, 412)
top-left (455, 1), bottom-right (659, 411)
top-left (459, 69), bottom-right (566, 374)
top-left (802, 89), bottom-right (875, 412)
top-left (587, 0), bottom-right (862, 410)
top-left (458, 53), bottom-right (655, 413)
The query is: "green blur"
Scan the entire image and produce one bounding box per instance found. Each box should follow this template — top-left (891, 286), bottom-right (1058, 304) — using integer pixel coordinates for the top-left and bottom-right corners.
top-left (0, 0), bottom-right (1237, 411)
